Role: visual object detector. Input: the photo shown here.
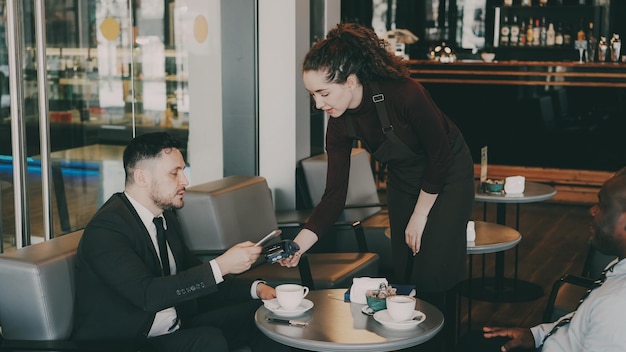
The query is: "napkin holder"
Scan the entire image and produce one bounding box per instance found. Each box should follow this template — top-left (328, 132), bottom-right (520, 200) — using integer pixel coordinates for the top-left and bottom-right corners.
top-left (348, 277), bottom-right (388, 304)
top-left (467, 220), bottom-right (476, 242)
top-left (345, 282), bottom-right (415, 301)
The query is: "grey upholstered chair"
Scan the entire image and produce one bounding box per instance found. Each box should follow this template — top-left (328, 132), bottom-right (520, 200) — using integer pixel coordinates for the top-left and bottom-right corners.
top-left (0, 230), bottom-right (138, 351)
top-left (0, 229), bottom-right (250, 352)
top-left (294, 148), bottom-right (392, 276)
top-left (0, 231), bottom-right (83, 343)
top-left (177, 175), bottom-right (380, 290)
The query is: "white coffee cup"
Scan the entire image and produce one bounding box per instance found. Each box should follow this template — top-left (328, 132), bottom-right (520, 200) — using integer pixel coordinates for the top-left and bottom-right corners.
top-left (504, 175), bottom-right (525, 194)
top-left (275, 284), bottom-right (309, 310)
top-left (386, 295), bottom-right (416, 322)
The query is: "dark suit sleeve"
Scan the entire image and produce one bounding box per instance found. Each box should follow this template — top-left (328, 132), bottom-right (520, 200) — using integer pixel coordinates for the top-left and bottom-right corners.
top-left (166, 212), bottom-right (256, 302)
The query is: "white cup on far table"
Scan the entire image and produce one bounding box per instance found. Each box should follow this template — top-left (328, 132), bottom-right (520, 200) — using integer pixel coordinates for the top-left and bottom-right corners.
top-left (385, 295), bottom-right (416, 322)
top-left (275, 284), bottom-right (309, 310)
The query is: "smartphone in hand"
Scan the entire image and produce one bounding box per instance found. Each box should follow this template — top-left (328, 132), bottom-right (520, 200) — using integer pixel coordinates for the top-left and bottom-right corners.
top-left (255, 229), bottom-right (282, 247)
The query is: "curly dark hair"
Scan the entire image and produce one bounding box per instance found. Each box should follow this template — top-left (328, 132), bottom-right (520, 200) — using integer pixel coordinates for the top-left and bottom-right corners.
top-left (302, 23), bottom-right (410, 84)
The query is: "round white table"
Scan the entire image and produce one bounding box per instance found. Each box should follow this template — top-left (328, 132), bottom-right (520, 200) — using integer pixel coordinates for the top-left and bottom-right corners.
top-left (475, 181), bottom-right (557, 227)
top-left (472, 181), bottom-right (557, 302)
top-left (255, 288), bottom-right (444, 352)
top-left (463, 221), bottom-right (521, 329)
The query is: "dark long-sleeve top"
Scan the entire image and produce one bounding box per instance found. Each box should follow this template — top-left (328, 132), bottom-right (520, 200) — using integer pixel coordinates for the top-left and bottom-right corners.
top-left (72, 193), bottom-right (254, 343)
top-left (303, 78), bottom-right (461, 238)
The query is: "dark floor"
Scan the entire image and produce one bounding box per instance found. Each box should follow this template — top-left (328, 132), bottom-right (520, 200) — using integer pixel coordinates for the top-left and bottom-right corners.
top-left (462, 201), bottom-right (591, 334)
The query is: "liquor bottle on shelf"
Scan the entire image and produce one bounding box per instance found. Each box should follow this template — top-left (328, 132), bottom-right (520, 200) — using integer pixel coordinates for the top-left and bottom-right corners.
top-left (576, 22), bottom-right (586, 42)
top-left (86, 48), bottom-right (99, 79)
top-left (503, 0), bottom-right (513, 6)
top-left (65, 55), bottom-right (74, 79)
top-left (598, 36), bottom-right (608, 61)
top-left (526, 17), bottom-right (534, 47)
top-left (546, 22), bottom-right (556, 46)
top-left (533, 18), bottom-right (541, 46)
top-left (510, 15), bottom-right (520, 47)
top-left (500, 15), bottom-right (510, 47)
top-left (610, 33), bottom-right (621, 62)
top-left (555, 23), bottom-right (564, 46)
top-left (563, 24), bottom-right (572, 46)
top-left (24, 48), bottom-right (37, 81)
top-left (521, 0), bottom-right (531, 6)
top-left (47, 54), bottom-right (60, 81)
top-left (539, 17), bottom-right (547, 46)
top-left (539, 0), bottom-right (548, 6)
top-left (72, 56), bottom-right (82, 78)
top-left (165, 94), bottom-right (178, 128)
top-left (59, 48), bottom-right (67, 78)
top-left (587, 22), bottom-right (597, 62)
top-left (520, 20), bottom-right (527, 46)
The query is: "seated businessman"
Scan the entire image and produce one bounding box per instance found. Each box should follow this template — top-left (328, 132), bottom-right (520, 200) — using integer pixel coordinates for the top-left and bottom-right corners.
top-left (458, 166), bottom-right (626, 352)
top-left (72, 132), bottom-right (289, 352)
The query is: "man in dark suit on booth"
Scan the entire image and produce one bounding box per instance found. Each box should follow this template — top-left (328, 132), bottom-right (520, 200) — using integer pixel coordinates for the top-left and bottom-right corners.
top-left (72, 132), bottom-right (288, 352)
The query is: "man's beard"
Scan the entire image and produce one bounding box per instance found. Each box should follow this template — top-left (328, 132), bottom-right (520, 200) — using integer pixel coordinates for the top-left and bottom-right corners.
top-left (154, 198), bottom-right (183, 211)
top-left (151, 184), bottom-right (184, 211)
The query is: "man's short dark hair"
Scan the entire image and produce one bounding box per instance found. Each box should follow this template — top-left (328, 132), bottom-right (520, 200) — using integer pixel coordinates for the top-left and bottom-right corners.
top-left (604, 166), bottom-right (626, 215)
top-left (123, 132), bottom-right (182, 183)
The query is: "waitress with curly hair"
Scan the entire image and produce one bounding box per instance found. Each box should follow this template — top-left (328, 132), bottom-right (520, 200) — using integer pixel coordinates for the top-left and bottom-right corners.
top-left (280, 23), bottom-right (475, 350)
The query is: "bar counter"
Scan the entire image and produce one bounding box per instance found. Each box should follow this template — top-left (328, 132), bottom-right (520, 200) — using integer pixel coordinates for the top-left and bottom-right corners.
top-left (406, 59), bottom-right (625, 204)
top-left (408, 59), bottom-right (626, 88)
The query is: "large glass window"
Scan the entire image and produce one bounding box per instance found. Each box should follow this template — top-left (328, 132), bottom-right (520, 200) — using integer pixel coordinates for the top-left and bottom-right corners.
top-left (0, 0), bottom-right (191, 251)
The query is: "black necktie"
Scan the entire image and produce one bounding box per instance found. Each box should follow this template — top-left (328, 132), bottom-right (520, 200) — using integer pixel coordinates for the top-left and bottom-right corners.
top-left (153, 217), bottom-right (171, 276)
top-left (542, 261), bottom-right (618, 345)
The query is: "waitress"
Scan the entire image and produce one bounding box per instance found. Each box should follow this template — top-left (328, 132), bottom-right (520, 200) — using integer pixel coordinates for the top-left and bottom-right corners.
top-left (280, 23), bottom-right (475, 350)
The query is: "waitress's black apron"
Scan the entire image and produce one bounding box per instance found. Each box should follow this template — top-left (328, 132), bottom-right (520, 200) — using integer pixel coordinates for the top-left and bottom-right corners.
top-left (345, 82), bottom-right (474, 292)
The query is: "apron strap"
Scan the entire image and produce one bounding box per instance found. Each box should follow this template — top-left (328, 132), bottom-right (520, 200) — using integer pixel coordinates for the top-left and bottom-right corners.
top-left (370, 82), bottom-right (394, 137)
top-left (345, 81), bottom-right (420, 163)
top-left (369, 82), bottom-right (416, 160)
top-left (345, 81), bottom-right (396, 140)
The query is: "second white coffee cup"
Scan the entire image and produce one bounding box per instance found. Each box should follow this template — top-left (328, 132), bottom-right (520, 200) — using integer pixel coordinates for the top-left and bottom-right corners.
top-left (386, 295), bottom-right (416, 322)
top-left (276, 284), bottom-right (309, 310)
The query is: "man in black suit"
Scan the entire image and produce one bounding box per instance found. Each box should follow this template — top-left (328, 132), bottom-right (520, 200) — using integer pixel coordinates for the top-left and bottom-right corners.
top-left (72, 132), bottom-right (289, 352)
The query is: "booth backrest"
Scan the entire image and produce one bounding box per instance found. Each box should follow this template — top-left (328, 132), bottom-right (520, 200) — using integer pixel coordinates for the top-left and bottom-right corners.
top-left (177, 176), bottom-right (278, 253)
top-left (0, 230), bottom-right (83, 340)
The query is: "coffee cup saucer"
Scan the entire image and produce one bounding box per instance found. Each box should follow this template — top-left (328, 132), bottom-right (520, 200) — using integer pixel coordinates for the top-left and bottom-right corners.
top-left (263, 298), bottom-right (314, 317)
top-left (361, 306), bottom-right (376, 316)
top-left (373, 309), bottom-right (426, 330)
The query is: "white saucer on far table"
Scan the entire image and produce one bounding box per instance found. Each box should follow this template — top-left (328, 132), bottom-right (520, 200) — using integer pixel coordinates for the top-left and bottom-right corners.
top-left (373, 309), bottom-right (426, 330)
top-left (263, 298), bottom-right (314, 318)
